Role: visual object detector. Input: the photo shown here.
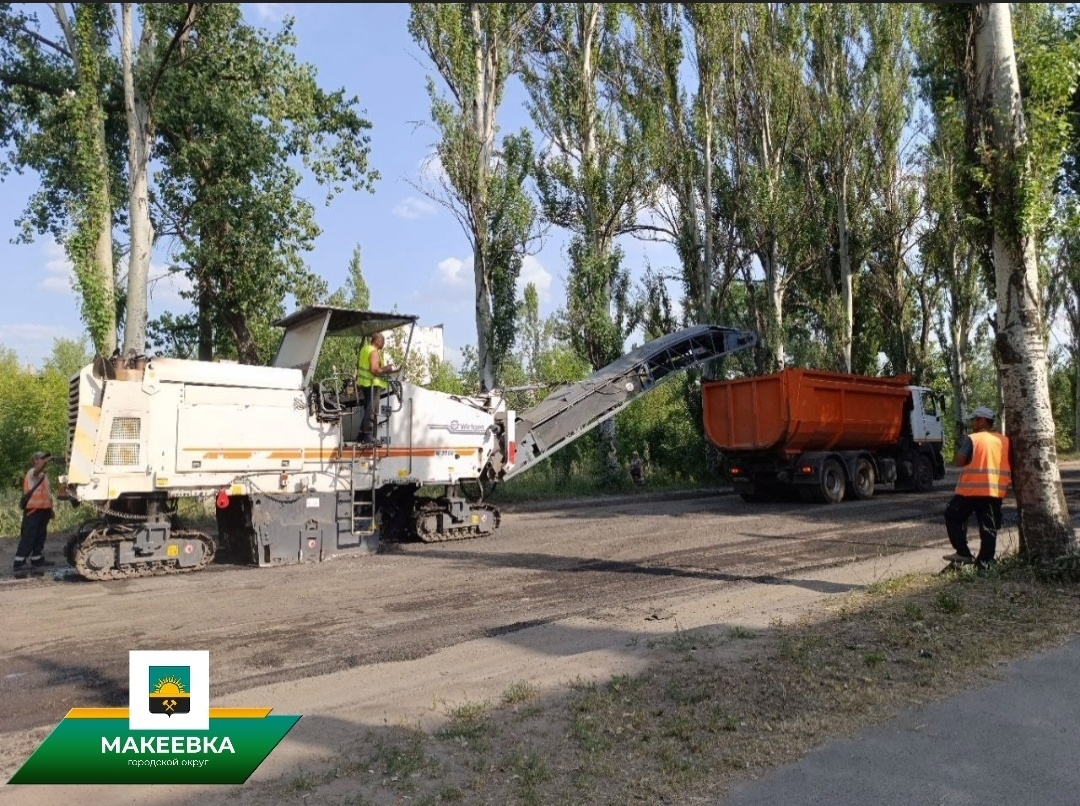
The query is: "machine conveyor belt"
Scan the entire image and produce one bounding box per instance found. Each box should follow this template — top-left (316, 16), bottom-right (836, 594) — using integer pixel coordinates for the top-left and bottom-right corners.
top-left (504, 325), bottom-right (758, 480)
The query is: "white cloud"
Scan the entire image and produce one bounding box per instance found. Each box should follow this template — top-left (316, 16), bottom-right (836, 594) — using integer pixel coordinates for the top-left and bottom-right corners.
top-left (419, 153), bottom-right (450, 188)
top-left (252, 3), bottom-right (296, 22)
top-left (0, 323), bottom-right (77, 370)
top-left (392, 196), bottom-right (437, 220)
top-left (40, 239), bottom-right (74, 294)
top-left (148, 263), bottom-right (193, 307)
top-left (435, 253), bottom-right (554, 302)
top-left (517, 255), bottom-right (553, 301)
top-left (443, 344), bottom-right (465, 370)
top-left (437, 256), bottom-right (468, 285)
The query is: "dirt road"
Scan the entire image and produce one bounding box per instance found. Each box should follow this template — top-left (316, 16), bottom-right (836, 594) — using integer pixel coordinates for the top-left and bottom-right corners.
top-left (4, 467), bottom-right (1070, 803)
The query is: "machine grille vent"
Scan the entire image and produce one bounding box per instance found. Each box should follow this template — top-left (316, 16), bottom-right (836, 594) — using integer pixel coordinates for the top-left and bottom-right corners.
top-left (67, 375), bottom-right (80, 453)
top-left (109, 417), bottom-right (141, 440)
top-left (105, 444), bottom-right (140, 466)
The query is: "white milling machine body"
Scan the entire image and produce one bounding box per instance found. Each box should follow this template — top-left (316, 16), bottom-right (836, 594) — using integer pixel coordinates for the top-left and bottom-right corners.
top-left (61, 306), bottom-right (757, 580)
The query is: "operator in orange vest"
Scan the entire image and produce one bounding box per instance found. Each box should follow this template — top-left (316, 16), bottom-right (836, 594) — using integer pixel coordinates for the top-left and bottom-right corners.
top-left (943, 406), bottom-right (1012, 567)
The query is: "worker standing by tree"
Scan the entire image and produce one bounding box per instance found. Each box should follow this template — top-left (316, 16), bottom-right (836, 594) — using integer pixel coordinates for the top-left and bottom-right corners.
top-left (944, 407), bottom-right (1012, 568)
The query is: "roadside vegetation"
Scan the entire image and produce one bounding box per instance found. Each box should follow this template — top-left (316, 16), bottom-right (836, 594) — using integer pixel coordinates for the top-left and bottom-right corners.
top-left (257, 562), bottom-right (1080, 805)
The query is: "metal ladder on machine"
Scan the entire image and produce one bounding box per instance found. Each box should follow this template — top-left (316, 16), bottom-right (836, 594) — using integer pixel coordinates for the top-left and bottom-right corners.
top-left (338, 383), bottom-right (397, 538)
top-left (335, 441), bottom-right (380, 540)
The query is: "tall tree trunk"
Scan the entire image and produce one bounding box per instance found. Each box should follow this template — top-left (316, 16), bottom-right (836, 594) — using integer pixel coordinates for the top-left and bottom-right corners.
top-left (1074, 349), bottom-right (1080, 451)
top-left (55, 3), bottom-right (118, 356)
top-left (121, 3), bottom-right (154, 355)
top-left (225, 310), bottom-right (260, 365)
top-left (92, 202), bottom-right (117, 355)
top-left (474, 244), bottom-right (495, 391)
top-left (197, 270), bottom-right (213, 362)
top-left (837, 169), bottom-right (853, 372)
top-left (975, 4), bottom-right (1074, 560)
top-left (470, 3), bottom-right (496, 393)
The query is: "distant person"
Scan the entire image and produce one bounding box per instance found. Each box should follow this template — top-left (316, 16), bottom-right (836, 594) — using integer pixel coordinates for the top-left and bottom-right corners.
top-left (944, 407), bottom-right (1012, 567)
top-left (14, 451), bottom-right (56, 579)
top-left (356, 332), bottom-right (395, 444)
top-left (630, 451), bottom-right (646, 487)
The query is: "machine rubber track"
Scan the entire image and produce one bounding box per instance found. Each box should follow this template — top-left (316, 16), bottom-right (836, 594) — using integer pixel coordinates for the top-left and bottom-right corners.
top-left (414, 501), bottom-right (501, 543)
top-left (68, 526), bottom-right (216, 581)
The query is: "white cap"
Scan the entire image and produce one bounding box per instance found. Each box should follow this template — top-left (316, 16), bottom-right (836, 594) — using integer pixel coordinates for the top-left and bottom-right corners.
top-left (968, 406), bottom-right (996, 421)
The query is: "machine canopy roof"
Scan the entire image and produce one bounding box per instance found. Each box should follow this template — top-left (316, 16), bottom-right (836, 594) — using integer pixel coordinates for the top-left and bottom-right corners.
top-left (273, 306), bottom-right (419, 339)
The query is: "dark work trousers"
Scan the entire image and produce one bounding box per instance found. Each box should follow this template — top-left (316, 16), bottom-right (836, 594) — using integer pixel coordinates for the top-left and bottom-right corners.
top-left (359, 384), bottom-right (382, 442)
top-left (15, 509), bottom-right (50, 563)
top-left (944, 494), bottom-right (1003, 564)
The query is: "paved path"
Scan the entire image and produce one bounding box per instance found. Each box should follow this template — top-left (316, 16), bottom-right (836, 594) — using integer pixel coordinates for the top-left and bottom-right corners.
top-left (721, 635), bottom-right (1080, 806)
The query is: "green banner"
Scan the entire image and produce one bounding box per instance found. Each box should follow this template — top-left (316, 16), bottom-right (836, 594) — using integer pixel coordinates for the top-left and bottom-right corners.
top-left (9, 713), bottom-right (301, 785)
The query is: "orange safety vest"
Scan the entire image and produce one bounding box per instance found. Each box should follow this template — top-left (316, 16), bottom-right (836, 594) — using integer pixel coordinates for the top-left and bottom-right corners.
top-left (23, 469), bottom-right (53, 511)
top-left (955, 431), bottom-right (1011, 498)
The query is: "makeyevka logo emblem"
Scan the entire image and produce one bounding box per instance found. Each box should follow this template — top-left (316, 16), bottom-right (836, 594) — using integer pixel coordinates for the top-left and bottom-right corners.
top-left (149, 665), bottom-right (191, 716)
top-left (129, 650), bottom-right (209, 730)
top-left (8, 650), bottom-right (300, 785)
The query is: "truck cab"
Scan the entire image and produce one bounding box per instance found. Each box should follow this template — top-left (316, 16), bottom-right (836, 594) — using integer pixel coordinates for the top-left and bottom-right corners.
top-left (907, 387), bottom-right (945, 445)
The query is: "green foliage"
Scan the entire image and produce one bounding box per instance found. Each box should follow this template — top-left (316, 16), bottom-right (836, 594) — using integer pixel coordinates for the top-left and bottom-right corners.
top-left (0, 4), bottom-right (122, 356)
top-left (154, 7), bottom-right (377, 364)
top-left (524, 4), bottom-right (646, 370)
top-left (0, 339), bottom-right (90, 487)
top-left (313, 245), bottom-right (371, 382)
top-left (1048, 349), bottom-right (1076, 451)
top-left (409, 3), bottom-right (540, 390)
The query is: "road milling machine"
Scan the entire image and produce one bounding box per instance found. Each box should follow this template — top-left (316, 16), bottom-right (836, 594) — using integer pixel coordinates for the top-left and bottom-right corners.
top-left (60, 306), bottom-right (757, 579)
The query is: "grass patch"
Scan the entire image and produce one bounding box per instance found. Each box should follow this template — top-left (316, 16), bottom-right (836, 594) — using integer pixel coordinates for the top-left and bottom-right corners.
top-left (0, 489), bottom-right (86, 540)
top-left (234, 569), bottom-right (1080, 806)
top-left (728, 626), bottom-right (757, 640)
top-left (501, 680), bottom-right (539, 706)
top-left (936, 590), bottom-right (964, 613)
top-left (436, 700), bottom-right (492, 743)
top-left (649, 626), bottom-right (724, 653)
top-left (287, 769), bottom-right (318, 793)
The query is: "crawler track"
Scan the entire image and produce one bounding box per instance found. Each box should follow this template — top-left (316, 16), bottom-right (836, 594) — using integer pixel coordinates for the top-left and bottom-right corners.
top-left (413, 501), bottom-right (501, 542)
top-left (67, 525), bottom-right (216, 581)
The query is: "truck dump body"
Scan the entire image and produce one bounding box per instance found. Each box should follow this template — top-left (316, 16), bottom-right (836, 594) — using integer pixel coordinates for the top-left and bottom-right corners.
top-left (702, 369), bottom-right (912, 455)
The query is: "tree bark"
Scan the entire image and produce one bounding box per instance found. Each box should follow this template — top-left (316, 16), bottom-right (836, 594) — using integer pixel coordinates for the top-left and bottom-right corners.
top-left (837, 169), bottom-right (853, 372)
top-left (54, 3), bottom-right (117, 356)
top-left (121, 4), bottom-right (154, 355)
top-left (224, 310), bottom-right (260, 365)
top-left (975, 3), bottom-right (1074, 561)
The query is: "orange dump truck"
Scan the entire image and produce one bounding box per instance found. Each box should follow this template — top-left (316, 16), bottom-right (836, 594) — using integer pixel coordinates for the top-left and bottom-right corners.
top-left (702, 368), bottom-right (946, 503)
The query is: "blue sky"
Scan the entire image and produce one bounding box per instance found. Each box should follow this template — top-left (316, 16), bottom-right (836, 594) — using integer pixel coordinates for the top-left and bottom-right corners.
top-left (0, 3), bottom-right (674, 369)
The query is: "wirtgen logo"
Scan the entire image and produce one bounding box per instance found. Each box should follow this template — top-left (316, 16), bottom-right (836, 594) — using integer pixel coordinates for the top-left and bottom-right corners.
top-left (129, 650), bottom-right (209, 730)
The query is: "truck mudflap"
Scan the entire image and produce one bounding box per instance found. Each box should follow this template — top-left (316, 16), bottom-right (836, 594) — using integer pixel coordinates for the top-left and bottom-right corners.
top-left (505, 325), bottom-right (757, 481)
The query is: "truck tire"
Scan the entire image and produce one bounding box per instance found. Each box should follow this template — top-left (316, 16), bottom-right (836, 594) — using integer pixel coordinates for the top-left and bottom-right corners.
top-left (848, 457), bottom-right (875, 500)
top-left (817, 458), bottom-right (846, 504)
top-left (913, 453), bottom-right (934, 493)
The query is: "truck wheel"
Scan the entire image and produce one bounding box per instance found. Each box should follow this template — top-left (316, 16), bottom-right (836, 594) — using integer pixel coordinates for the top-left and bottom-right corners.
top-left (818, 458), bottom-right (846, 504)
top-left (848, 457), bottom-right (875, 501)
top-left (913, 454), bottom-right (934, 492)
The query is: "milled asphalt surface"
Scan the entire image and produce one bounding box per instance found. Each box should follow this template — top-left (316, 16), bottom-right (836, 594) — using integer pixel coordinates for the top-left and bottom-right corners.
top-left (720, 635), bottom-right (1080, 806)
